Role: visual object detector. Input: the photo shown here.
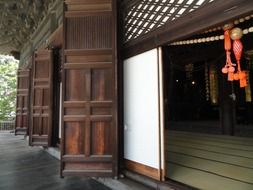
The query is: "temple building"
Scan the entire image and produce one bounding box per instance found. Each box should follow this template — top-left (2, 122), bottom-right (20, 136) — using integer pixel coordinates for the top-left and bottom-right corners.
top-left (0, 0), bottom-right (253, 189)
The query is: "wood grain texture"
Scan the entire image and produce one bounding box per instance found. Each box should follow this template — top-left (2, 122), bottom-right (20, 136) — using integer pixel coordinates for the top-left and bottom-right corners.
top-left (61, 0), bottom-right (117, 177)
top-left (66, 16), bottom-right (112, 49)
top-left (47, 25), bottom-right (63, 48)
top-left (124, 159), bottom-right (160, 181)
top-left (15, 69), bottom-right (31, 135)
top-left (30, 50), bottom-right (53, 147)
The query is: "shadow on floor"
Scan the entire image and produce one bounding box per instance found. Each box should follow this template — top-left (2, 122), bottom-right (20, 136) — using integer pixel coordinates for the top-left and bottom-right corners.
top-left (0, 133), bottom-right (111, 190)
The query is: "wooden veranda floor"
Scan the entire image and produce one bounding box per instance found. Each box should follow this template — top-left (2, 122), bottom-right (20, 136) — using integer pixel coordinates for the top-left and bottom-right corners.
top-left (165, 130), bottom-right (253, 190)
top-left (0, 132), bottom-right (110, 190)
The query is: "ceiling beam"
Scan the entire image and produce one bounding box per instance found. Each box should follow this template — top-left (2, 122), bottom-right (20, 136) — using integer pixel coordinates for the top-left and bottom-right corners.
top-left (120, 0), bottom-right (142, 11)
top-left (123, 0), bottom-right (253, 59)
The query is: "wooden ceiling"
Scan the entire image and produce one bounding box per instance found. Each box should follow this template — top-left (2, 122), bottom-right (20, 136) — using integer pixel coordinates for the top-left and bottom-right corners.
top-left (122, 0), bottom-right (253, 59)
top-left (123, 0), bottom-right (215, 43)
top-left (0, 0), bottom-right (56, 55)
top-left (1, 0), bottom-right (252, 58)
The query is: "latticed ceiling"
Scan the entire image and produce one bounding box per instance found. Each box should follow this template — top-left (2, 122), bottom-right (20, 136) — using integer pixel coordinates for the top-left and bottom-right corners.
top-left (123, 0), bottom-right (216, 43)
top-left (0, 0), bottom-right (55, 55)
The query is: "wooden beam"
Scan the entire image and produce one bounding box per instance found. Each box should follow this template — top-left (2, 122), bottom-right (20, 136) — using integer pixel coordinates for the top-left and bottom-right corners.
top-left (124, 159), bottom-right (161, 181)
top-left (120, 0), bottom-right (142, 10)
top-left (47, 24), bottom-right (63, 48)
top-left (123, 0), bottom-right (253, 59)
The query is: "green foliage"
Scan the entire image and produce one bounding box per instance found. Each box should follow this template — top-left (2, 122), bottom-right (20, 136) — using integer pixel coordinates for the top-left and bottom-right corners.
top-left (0, 55), bottom-right (18, 120)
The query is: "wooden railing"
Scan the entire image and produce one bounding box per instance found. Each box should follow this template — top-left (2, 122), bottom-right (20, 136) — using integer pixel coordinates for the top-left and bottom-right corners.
top-left (0, 120), bottom-right (15, 131)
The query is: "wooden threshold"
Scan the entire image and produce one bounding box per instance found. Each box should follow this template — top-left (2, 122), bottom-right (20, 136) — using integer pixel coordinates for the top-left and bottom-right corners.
top-left (124, 159), bottom-right (160, 181)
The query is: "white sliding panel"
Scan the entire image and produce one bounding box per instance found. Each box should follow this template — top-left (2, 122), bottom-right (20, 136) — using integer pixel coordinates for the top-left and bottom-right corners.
top-left (124, 49), bottom-right (160, 170)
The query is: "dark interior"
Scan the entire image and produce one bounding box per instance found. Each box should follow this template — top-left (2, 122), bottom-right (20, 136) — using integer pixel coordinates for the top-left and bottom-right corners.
top-left (162, 20), bottom-right (253, 137)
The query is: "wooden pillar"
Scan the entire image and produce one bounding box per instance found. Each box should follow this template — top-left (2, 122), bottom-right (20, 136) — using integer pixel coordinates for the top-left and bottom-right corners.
top-left (117, 0), bottom-right (125, 173)
top-left (219, 67), bottom-right (236, 135)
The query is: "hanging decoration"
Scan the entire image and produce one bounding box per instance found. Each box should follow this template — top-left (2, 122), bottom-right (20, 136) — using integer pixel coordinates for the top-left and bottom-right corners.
top-left (202, 15), bottom-right (253, 34)
top-left (170, 26), bottom-right (253, 46)
top-left (245, 71), bottom-right (252, 102)
top-left (170, 14), bottom-right (253, 46)
top-left (209, 64), bottom-right (218, 105)
top-left (222, 23), bottom-right (235, 81)
top-left (168, 14), bottom-right (253, 90)
top-left (219, 25), bottom-right (247, 88)
top-left (205, 62), bottom-right (210, 101)
top-left (230, 27), bottom-right (247, 87)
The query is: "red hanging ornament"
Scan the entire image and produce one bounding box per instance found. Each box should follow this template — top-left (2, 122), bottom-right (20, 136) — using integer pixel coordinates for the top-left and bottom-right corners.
top-left (222, 23), bottom-right (235, 81)
top-left (233, 39), bottom-right (243, 71)
top-left (231, 27), bottom-right (247, 87)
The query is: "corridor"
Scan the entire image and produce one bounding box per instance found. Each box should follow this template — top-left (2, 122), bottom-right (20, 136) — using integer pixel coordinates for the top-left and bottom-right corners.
top-left (0, 132), bottom-right (111, 190)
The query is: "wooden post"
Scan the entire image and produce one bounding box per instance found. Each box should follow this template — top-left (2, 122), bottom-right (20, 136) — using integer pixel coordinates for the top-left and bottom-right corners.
top-left (219, 69), bottom-right (236, 135)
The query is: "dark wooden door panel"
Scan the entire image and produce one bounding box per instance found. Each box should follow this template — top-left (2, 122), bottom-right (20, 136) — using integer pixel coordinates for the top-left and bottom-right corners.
top-left (15, 69), bottom-right (30, 135)
top-left (61, 0), bottom-right (117, 177)
top-left (30, 50), bottom-right (53, 147)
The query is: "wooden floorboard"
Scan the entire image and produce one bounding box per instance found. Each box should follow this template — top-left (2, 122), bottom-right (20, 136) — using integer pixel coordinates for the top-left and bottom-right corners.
top-left (167, 131), bottom-right (253, 145)
top-left (0, 133), bottom-right (111, 190)
top-left (165, 130), bottom-right (253, 190)
top-left (166, 138), bottom-right (253, 158)
top-left (166, 136), bottom-right (253, 151)
top-left (166, 163), bottom-right (253, 190)
top-left (167, 152), bottom-right (253, 183)
top-left (166, 145), bottom-right (253, 169)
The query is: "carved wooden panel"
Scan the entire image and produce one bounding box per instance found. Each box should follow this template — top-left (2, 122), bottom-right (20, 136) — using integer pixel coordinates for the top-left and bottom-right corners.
top-left (15, 69), bottom-right (30, 135)
top-left (0, 0), bottom-right (56, 54)
top-left (66, 16), bottom-right (112, 49)
top-left (61, 0), bottom-right (117, 177)
top-left (30, 50), bottom-right (53, 147)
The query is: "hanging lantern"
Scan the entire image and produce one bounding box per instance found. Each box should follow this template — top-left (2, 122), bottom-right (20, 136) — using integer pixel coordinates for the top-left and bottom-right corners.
top-left (231, 27), bottom-right (247, 87)
top-left (222, 23), bottom-right (235, 81)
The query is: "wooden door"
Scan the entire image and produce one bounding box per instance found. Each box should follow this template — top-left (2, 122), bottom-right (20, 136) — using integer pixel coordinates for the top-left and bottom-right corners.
top-left (15, 69), bottom-right (30, 135)
top-left (30, 50), bottom-right (53, 147)
top-left (61, 0), bottom-right (118, 177)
